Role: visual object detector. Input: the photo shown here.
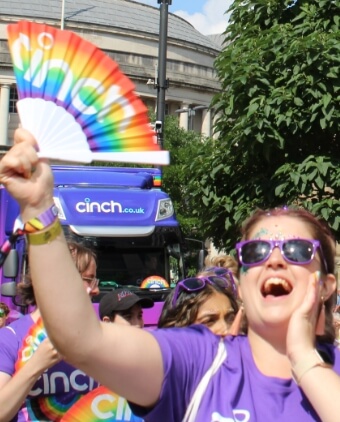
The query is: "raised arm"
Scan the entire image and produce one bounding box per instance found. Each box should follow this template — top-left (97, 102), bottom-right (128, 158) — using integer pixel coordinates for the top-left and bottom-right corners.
top-left (0, 129), bottom-right (163, 407)
top-left (287, 272), bottom-right (340, 422)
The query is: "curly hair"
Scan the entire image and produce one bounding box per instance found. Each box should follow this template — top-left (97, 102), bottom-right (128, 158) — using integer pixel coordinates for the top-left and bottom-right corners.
top-left (204, 254), bottom-right (239, 276)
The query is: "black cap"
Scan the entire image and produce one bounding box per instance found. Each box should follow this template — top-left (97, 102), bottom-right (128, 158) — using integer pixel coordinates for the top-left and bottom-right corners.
top-left (99, 288), bottom-right (154, 320)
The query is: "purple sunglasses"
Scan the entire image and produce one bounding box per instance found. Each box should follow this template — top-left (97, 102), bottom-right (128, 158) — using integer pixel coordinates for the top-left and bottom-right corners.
top-left (202, 267), bottom-right (237, 297)
top-left (172, 274), bottom-right (237, 308)
top-left (236, 238), bottom-right (328, 272)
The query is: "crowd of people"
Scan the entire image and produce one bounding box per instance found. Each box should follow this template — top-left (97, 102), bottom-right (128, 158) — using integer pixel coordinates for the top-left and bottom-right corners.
top-left (0, 241), bottom-right (100, 421)
top-left (0, 129), bottom-right (339, 421)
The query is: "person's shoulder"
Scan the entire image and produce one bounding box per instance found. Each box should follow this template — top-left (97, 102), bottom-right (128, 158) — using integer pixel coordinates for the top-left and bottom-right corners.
top-left (1, 314), bottom-right (33, 338)
top-left (154, 323), bottom-right (217, 339)
top-left (152, 324), bottom-right (219, 351)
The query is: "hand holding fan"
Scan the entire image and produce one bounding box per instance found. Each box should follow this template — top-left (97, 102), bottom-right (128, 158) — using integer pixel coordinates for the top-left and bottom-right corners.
top-left (7, 21), bottom-right (169, 165)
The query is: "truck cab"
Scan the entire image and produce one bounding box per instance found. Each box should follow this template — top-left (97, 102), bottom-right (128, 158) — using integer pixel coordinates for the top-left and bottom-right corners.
top-left (0, 165), bottom-right (185, 326)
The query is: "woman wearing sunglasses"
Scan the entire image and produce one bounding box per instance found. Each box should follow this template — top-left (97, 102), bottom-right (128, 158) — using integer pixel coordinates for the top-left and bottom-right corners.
top-left (158, 270), bottom-right (240, 336)
top-left (1, 130), bottom-right (340, 422)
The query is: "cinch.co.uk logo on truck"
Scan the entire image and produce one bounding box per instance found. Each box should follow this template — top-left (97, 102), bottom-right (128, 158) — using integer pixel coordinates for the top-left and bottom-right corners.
top-left (75, 198), bottom-right (145, 214)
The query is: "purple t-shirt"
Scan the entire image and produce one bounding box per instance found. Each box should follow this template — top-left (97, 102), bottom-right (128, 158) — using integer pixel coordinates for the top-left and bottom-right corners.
top-left (0, 314), bottom-right (98, 421)
top-left (137, 325), bottom-right (340, 421)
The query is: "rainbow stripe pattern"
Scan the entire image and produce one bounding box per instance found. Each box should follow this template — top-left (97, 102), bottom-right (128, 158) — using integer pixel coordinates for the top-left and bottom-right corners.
top-left (61, 386), bottom-right (143, 421)
top-left (140, 275), bottom-right (169, 289)
top-left (14, 317), bottom-right (87, 420)
top-left (15, 316), bottom-right (47, 371)
top-left (7, 21), bottom-right (162, 157)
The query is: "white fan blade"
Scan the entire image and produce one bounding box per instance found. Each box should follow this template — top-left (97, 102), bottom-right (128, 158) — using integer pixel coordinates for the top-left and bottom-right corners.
top-left (17, 98), bottom-right (92, 161)
top-left (91, 151), bottom-right (170, 165)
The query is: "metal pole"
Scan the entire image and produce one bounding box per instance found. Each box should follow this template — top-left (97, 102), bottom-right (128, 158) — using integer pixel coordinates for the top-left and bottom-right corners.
top-left (61, 0), bottom-right (65, 29)
top-left (156, 0), bottom-right (171, 149)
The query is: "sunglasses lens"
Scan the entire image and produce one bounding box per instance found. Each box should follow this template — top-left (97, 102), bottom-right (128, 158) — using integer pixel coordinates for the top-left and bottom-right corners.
top-left (241, 241), bottom-right (270, 265)
top-left (182, 278), bottom-right (205, 290)
top-left (207, 276), bottom-right (228, 287)
top-left (283, 239), bottom-right (314, 263)
top-left (204, 267), bottom-right (226, 275)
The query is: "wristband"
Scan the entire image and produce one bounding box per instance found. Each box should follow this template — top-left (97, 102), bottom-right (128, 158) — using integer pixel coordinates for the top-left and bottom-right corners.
top-left (291, 349), bottom-right (332, 385)
top-left (24, 204), bottom-right (59, 233)
top-left (27, 218), bottom-right (62, 245)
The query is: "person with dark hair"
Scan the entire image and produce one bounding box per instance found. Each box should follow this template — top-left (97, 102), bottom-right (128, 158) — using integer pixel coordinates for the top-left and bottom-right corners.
top-left (99, 288), bottom-right (153, 327)
top-left (1, 130), bottom-right (340, 422)
top-left (0, 302), bottom-right (10, 328)
top-left (0, 241), bottom-right (99, 421)
top-left (158, 273), bottom-right (239, 336)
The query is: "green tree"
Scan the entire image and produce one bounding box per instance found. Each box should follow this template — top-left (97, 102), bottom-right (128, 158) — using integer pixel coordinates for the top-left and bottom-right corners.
top-left (162, 115), bottom-right (204, 236)
top-left (161, 115), bottom-right (208, 274)
top-left (188, 0), bottom-right (340, 251)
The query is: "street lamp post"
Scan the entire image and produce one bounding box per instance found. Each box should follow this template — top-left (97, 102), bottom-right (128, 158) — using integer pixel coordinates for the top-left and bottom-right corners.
top-left (61, 0), bottom-right (65, 29)
top-left (156, 0), bottom-right (172, 149)
top-left (175, 105), bottom-right (209, 131)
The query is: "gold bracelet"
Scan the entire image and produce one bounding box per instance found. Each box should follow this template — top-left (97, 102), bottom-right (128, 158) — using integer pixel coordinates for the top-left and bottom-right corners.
top-left (27, 219), bottom-right (62, 245)
top-left (291, 349), bottom-right (332, 385)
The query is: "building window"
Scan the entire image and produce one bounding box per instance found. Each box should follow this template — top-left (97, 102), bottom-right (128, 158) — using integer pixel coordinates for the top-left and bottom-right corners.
top-left (165, 103), bottom-right (169, 115)
top-left (9, 86), bottom-right (18, 113)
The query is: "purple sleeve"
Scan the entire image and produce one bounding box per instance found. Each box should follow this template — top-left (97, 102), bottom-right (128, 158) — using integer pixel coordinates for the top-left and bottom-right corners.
top-left (130, 324), bottom-right (220, 421)
top-left (0, 326), bottom-right (20, 375)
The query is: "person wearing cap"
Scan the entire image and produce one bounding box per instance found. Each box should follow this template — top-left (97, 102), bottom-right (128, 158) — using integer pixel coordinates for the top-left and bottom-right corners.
top-left (99, 288), bottom-right (154, 328)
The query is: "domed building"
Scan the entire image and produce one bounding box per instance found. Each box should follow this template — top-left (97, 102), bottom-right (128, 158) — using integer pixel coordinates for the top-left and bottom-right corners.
top-left (0, 0), bottom-right (222, 147)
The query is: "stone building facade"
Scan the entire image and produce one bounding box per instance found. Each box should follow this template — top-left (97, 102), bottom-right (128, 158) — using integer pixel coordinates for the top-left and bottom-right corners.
top-left (0, 0), bottom-right (222, 147)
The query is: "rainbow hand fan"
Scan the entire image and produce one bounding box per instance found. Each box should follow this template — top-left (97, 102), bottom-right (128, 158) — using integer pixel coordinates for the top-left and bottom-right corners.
top-left (7, 21), bottom-right (169, 165)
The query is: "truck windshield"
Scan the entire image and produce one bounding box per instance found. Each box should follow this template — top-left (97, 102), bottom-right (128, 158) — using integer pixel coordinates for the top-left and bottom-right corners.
top-left (63, 229), bottom-right (183, 291)
top-left (96, 246), bottom-right (166, 287)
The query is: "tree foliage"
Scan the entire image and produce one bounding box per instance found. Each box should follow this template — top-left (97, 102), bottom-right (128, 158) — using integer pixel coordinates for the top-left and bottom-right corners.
top-left (162, 115), bottom-right (204, 237)
top-left (187, 0), bottom-right (340, 251)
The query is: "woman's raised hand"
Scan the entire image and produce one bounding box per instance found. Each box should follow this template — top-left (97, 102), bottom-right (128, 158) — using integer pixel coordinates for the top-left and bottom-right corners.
top-left (0, 129), bottom-right (54, 220)
top-left (286, 271), bottom-right (321, 364)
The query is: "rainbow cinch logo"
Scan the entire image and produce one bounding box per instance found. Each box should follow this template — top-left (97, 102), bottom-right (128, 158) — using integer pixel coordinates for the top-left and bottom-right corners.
top-left (15, 318), bottom-right (97, 420)
top-left (15, 317), bottom-right (47, 370)
top-left (140, 276), bottom-right (169, 289)
top-left (61, 386), bottom-right (143, 421)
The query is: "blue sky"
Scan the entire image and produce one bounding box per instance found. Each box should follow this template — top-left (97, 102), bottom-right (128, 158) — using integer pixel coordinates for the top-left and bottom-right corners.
top-left (131, 0), bottom-right (233, 35)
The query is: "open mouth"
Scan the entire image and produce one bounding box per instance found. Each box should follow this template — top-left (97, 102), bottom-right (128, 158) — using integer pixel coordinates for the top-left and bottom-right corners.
top-left (261, 277), bottom-right (292, 297)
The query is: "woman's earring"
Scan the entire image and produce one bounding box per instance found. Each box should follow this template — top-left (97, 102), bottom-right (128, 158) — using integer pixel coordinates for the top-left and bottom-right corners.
top-left (316, 296), bottom-right (325, 336)
top-left (229, 305), bottom-right (244, 336)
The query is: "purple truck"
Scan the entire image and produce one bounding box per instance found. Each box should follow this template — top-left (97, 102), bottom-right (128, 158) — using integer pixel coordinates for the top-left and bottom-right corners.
top-left (0, 165), bottom-right (186, 327)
